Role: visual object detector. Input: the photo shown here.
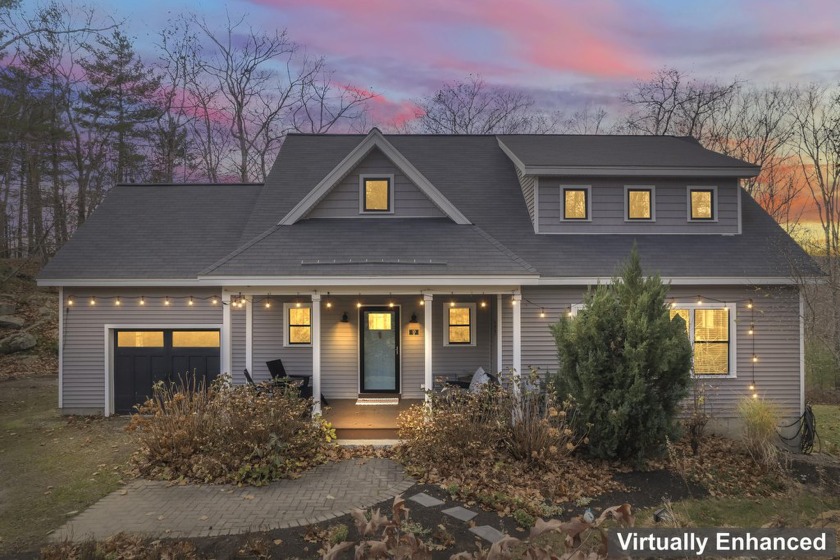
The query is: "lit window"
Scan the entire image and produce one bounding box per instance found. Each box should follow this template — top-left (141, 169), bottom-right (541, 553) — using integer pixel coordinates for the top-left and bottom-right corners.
top-left (117, 331), bottom-right (163, 348)
top-left (286, 305), bottom-right (312, 345)
top-left (627, 188), bottom-right (653, 220)
top-left (363, 177), bottom-right (390, 212)
top-left (445, 304), bottom-right (476, 345)
top-left (689, 188), bottom-right (714, 220)
top-left (172, 331), bottom-right (220, 348)
top-left (671, 306), bottom-right (731, 375)
top-left (563, 188), bottom-right (589, 220)
top-left (368, 313), bottom-right (392, 330)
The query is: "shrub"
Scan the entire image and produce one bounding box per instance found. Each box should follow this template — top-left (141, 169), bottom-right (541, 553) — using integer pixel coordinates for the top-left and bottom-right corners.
top-left (127, 375), bottom-right (336, 485)
top-left (551, 247), bottom-right (692, 463)
top-left (738, 396), bottom-right (780, 469)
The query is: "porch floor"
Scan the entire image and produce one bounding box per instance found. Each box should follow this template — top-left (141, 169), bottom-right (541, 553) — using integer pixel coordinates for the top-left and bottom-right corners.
top-left (323, 398), bottom-right (423, 440)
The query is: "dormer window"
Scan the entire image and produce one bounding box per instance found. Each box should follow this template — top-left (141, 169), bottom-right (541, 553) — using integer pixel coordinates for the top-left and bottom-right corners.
top-left (626, 186), bottom-right (654, 221)
top-left (562, 186), bottom-right (590, 221)
top-left (360, 175), bottom-right (393, 213)
top-left (688, 187), bottom-right (716, 221)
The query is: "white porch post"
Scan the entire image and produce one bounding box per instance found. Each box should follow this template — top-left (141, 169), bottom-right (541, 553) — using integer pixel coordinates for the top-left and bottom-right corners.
top-left (512, 292), bottom-right (522, 378)
top-left (245, 295), bottom-right (253, 374)
top-left (424, 293), bottom-right (433, 401)
top-left (221, 291), bottom-right (232, 378)
top-left (311, 293), bottom-right (322, 415)
top-left (496, 294), bottom-right (503, 374)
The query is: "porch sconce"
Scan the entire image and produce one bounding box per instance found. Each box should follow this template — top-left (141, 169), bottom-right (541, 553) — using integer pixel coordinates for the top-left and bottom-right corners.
top-left (340, 312), bottom-right (349, 323)
top-left (408, 313), bottom-right (420, 336)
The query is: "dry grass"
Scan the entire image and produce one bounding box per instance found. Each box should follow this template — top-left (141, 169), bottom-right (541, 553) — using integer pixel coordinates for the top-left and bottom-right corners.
top-left (738, 396), bottom-right (782, 469)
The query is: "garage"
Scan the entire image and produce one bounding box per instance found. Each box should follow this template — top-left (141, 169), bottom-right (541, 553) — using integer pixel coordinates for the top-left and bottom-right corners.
top-left (114, 329), bottom-right (221, 413)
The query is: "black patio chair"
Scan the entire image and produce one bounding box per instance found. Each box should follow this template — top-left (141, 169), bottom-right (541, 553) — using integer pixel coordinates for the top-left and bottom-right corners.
top-left (265, 358), bottom-right (324, 403)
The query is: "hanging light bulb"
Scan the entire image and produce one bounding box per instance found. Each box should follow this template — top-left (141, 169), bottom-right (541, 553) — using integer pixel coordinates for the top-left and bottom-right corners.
top-left (748, 323), bottom-right (754, 335)
top-left (89, 296), bottom-right (96, 306)
top-left (670, 301), bottom-right (677, 309)
top-left (265, 297), bottom-right (271, 309)
top-left (749, 384), bottom-right (755, 391)
top-left (164, 296), bottom-right (171, 306)
top-left (480, 301), bottom-right (487, 308)
top-left (419, 299), bottom-right (425, 306)
top-left (752, 355), bottom-right (758, 363)
top-left (211, 296), bottom-right (218, 305)
top-left (747, 299), bottom-right (753, 309)
top-left (539, 308), bottom-right (546, 318)
top-left (357, 301), bottom-right (362, 308)
top-left (115, 297), bottom-right (121, 306)
top-left (295, 301), bottom-right (301, 308)
top-left (389, 302), bottom-right (395, 308)
top-left (511, 298), bottom-right (517, 306)
top-left (752, 393), bottom-right (759, 399)
top-left (188, 296), bottom-right (194, 306)
top-left (450, 301), bottom-right (455, 307)
top-left (67, 296), bottom-right (74, 306)
top-left (326, 301), bottom-right (332, 309)
top-left (696, 297), bottom-right (703, 305)
top-left (140, 296), bottom-right (146, 306)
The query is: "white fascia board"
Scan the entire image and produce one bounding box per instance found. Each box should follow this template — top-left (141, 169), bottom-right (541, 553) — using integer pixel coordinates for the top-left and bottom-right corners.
top-left (198, 275), bottom-right (539, 287)
top-left (522, 166), bottom-right (760, 178)
top-left (279, 128), bottom-right (470, 225)
top-left (536, 276), bottom-right (800, 286)
top-left (38, 278), bottom-right (210, 287)
top-left (496, 137), bottom-right (527, 174)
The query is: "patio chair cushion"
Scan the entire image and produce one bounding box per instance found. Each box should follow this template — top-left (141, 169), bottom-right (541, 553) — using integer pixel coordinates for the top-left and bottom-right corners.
top-left (468, 367), bottom-right (490, 393)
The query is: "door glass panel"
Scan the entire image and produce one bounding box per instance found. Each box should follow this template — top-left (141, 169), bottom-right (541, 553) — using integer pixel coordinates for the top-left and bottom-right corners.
top-left (363, 310), bottom-right (396, 391)
top-left (117, 331), bottom-right (164, 347)
top-left (172, 331), bottom-right (220, 347)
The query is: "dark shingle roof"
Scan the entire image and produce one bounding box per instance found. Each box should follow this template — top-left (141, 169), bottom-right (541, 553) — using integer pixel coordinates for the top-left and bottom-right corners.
top-left (39, 134), bottom-right (817, 282)
top-left (497, 134), bottom-right (760, 172)
top-left (38, 184), bottom-right (262, 280)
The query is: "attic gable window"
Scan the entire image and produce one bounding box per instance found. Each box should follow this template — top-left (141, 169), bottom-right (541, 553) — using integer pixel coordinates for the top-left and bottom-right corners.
top-left (562, 186), bottom-right (590, 221)
top-left (360, 175), bottom-right (394, 213)
top-left (688, 187), bottom-right (716, 221)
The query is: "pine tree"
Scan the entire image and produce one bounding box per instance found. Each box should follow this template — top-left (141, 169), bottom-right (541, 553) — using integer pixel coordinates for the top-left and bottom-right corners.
top-left (551, 246), bottom-right (692, 463)
top-left (79, 29), bottom-right (161, 186)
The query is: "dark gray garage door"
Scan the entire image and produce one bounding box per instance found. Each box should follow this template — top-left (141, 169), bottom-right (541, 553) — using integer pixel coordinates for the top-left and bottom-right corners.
top-left (114, 329), bottom-right (221, 413)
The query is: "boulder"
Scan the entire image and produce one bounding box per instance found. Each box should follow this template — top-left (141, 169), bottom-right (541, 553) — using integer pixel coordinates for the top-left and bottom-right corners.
top-left (0, 332), bottom-right (36, 354)
top-left (0, 315), bottom-right (25, 329)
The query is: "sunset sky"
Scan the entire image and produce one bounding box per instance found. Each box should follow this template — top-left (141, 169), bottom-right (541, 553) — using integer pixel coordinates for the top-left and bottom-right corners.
top-left (107, 0), bottom-right (840, 127)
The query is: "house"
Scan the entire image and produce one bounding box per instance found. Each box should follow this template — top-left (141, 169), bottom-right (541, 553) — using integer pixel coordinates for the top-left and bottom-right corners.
top-left (37, 129), bottom-right (818, 435)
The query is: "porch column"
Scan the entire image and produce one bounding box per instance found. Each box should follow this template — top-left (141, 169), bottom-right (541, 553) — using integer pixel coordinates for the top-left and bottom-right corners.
top-left (221, 291), bottom-right (232, 377)
top-left (496, 294), bottom-right (503, 374)
top-left (245, 295), bottom-right (253, 374)
top-left (512, 292), bottom-right (522, 378)
top-left (424, 293), bottom-right (433, 401)
top-left (311, 293), bottom-right (322, 415)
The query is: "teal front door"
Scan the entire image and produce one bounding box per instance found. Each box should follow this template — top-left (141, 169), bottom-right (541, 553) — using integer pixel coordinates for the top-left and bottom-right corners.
top-left (359, 307), bottom-right (400, 393)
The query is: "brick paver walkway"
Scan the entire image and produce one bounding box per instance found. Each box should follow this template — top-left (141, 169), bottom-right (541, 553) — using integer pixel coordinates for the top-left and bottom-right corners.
top-left (52, 458), bottom-right (414, 542)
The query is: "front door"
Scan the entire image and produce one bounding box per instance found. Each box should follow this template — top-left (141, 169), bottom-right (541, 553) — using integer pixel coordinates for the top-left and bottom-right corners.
top-left (359, 307), bottom-right (400, 393)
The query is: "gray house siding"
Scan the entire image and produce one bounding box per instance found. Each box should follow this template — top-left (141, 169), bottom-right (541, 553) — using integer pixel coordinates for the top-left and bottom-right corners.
top-left (507, 285), bottom-right (801, 420)
top-left (515, 167), bottom-right (536, 224)
top-left (536, 177), bottom-right (739, 234)
top-left (60, 288), bottom-right (222, 412)
top-left (305, 148), bottom-right (446, 219)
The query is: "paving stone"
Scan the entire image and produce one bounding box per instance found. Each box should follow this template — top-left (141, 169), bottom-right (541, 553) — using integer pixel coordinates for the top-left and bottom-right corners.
top-left (407, 493), bottom-right (445, 508)
top-left (469, 525), bottom-right (506, 544)
top-left (51, 458), bottom-right (414, 542)
top-left (442, 506), bottom-right (477, 522)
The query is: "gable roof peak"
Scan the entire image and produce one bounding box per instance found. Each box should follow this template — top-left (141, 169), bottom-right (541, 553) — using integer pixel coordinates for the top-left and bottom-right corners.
top-left (278, 129), bottom-right (471, 225)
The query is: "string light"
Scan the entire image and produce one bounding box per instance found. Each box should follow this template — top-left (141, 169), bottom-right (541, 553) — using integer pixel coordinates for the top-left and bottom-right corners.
top-left (539, 308), bottom-right (546, 318)
top-left (67, 296), bottom-right (74, 306)
top-left (188, 297), bottom-right (194, 306)
top-left (115, 297), bottom-right (121, 306)
top-left (326, 301), bottom-right (332, 308)
top-left (450, 301), bottom-right (455, 307)
top-left (480, 301), bottom-right (487, 308)
top-left (747, 299), bottom-right (753, 309)
top-left (357, 302), bottom-right (362, 308)
top-left (389, 302), bottom-right (395, 308)
top-left (752, 355), bottom-right (758, 363)
top-left (89, 296), bottom-right (95, 306)
top-left (265, 296), bottom-right (271, 309)
top-left (748, 324), bottom-right (754, 335)
top-left (419, 299), bottom-right (424, 306)
top-left (140, 296), bottom-right (145, 306)
top-left (696, 297), bottom-right (703, 305)
top-left (749, 384), bottom-right (755, 391)
top-left (295, 301), bottom-right (301, 308)
top-left (164, 297), bottom-right (170, 306)
top-left (211, 296), bottom-right (218, 305)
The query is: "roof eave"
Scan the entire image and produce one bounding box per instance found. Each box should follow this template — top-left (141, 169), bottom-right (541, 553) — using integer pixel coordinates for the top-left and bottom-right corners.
top-left (521, 165), bottom-right (761, 178)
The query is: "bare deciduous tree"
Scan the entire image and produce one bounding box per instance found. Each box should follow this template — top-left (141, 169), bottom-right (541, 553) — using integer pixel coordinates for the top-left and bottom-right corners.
top-left (413, 75), bottom-right (556, 134)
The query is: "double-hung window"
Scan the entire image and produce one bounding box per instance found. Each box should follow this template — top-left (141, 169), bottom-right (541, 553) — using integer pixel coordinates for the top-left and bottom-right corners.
top-left (670, 304), bottom-right (734, 376)
top-left (444, 303), bottom-right (476, 346)
top-left (284, 303), bottom-right (312, 346)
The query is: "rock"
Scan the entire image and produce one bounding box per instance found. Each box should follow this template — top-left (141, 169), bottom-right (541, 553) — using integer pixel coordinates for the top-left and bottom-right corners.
top-left (38, 306), bottom-right (54, 317)
top-left (0, 332), bottom-right (36, 354)
top-left (0, 316), bottom-right (25, 329)
top-left (0, 302), bottom-right (14, 315)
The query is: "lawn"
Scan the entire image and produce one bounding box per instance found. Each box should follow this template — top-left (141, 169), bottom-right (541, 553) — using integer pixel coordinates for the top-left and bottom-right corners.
top-left (0, 376), bottom-right (133, 556)
top-left (813, 404), bottom-right (840, 455)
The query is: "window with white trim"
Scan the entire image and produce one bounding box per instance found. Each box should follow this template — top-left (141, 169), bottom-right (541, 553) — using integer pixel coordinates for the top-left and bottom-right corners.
top-left (670, 304), bottom-right (735, 376)
top-left (284, 303), bottom-right (312, 346)
top-left (444, 303), bottom-right (476, 346)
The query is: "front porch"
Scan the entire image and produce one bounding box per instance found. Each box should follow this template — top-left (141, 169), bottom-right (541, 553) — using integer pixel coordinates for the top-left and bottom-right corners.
top-left (323, 398), bottom-right (424, 440)
top-left (221, 288), bottom-right (525, 417)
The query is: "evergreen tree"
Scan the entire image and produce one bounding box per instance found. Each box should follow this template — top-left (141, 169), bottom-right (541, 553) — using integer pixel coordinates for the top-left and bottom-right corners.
top-left (551, 246), bottom-right (692, 463)
top-left (79, 29), bottom-right (161, 185)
